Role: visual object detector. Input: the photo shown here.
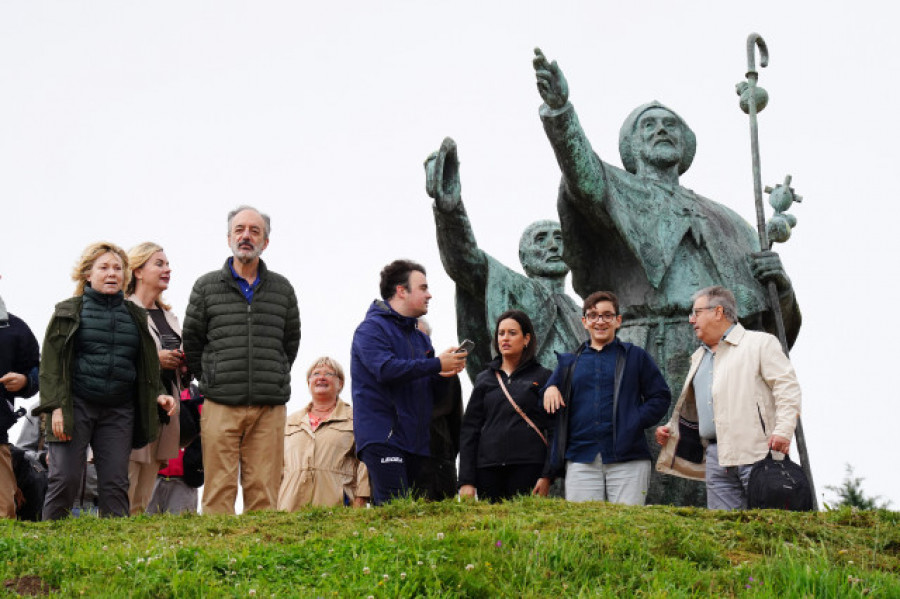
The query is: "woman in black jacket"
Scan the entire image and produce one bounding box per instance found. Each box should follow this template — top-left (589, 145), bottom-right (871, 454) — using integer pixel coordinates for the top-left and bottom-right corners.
top-left (458, 310), bottom-right (552, 502)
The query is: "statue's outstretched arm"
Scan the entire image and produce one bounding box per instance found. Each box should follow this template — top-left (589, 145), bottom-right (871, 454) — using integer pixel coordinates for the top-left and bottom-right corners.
top-left (533, 48), bottom-right (608, 210)
top-left (424, 138), bottom-right (488, 296)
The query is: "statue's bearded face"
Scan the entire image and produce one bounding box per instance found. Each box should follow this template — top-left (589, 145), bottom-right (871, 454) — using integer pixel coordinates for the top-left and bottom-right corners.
top-left (635, 107), bottom-right (684, 170)
top-left (520, 224), bottom-right (569, 278)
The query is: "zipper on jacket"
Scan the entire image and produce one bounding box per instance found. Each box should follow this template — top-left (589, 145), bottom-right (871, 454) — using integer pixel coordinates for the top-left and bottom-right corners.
top-left (611, 347), bottom-right (627, 461)
top-left (247, 303), bottom-right (253, 405)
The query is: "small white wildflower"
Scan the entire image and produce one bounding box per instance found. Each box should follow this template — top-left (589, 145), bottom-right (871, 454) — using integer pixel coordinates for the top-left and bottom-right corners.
top-left (465, 564), bottom-right (474, 571)
top-left (417, 561), bottom-right (423, 566)
top-left (353, 531), bottom-right (359, 536)
top-left (436, 532), bottom-right (444, 540)
top-left (248, 591), bottom-right (256, 597)
top-left (369, 527), bottom-right (376, 533)
top-left (102, 546), bottom-right (108, 551)
top-left (383, 574), bottom-right (389, 581)
top-left (363, 567), bottom-right (371, 575)
top-left (328, 548), bottom-right (334, 554)
top-left (257, 565), bottom-right (263, 570)
top-left (321, 573), bottom-right (328, 578)
top-left (431, 564), bottom-right (437, 570)
top-left (400, 572), bottom-right (407, 580)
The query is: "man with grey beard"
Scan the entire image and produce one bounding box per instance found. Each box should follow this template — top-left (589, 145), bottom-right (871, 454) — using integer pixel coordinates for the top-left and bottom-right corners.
top-left (183, 206), bottom-right (300, 514)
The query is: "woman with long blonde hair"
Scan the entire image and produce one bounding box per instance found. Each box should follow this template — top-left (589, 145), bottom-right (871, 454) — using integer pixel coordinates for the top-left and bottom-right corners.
top-left (126, 242), bottom-right (192, 514)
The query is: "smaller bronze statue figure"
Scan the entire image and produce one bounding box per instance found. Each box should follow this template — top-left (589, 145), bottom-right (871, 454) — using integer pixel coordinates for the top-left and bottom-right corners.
top-left (425, 137), bottom-right (586, 381)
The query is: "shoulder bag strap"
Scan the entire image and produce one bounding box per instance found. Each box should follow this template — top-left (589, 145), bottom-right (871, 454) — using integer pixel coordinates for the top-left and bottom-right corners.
top-left (495, 371), bottom-right (548, 447)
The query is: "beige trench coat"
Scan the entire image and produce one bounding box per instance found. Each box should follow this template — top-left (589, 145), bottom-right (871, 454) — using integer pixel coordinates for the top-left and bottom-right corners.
top-left (277, 400), bottom-right (370, 510)
top-left (657, 323), bottom-right (801, 478)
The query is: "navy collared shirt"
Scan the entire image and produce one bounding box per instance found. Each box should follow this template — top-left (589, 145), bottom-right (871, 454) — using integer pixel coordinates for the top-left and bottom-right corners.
top-left (566, 338), bottom-right (619, 463)
top-left (228, 257), bottom-right (260, 303)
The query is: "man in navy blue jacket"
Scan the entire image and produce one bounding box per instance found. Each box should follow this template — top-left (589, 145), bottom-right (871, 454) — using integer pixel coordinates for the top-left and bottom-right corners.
top-left (351, 260), bottom-right (467, 505)
top-left (543, 291), bottom-right (670, 505)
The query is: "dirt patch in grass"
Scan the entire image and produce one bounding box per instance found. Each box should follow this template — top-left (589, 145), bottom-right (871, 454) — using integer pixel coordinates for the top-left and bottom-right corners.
top-left (3, 575), bottom-right (53, 596)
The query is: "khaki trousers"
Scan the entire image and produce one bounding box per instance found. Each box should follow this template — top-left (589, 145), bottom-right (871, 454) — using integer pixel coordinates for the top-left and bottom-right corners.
top-left (0, 445), bottom-right (16, 519)
top-left (128, 451), bottom-right (162, 516)
top-left (201, 401), bottom-right (285, 515)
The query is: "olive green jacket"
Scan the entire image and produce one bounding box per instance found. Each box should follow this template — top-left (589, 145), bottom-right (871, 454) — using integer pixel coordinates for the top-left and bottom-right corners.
top-left (33, 295), bottom-right (163, 447)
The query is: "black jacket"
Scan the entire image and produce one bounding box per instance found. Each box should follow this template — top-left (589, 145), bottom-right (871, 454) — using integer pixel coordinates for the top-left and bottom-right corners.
top-left (0, 312), bottom-right (40, 442)
top-left (458, 358), bottom-right (552, 487)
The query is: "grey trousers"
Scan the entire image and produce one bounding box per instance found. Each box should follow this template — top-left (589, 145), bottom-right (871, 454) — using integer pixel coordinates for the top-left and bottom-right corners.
top-left (146, 477), bottom-right (198, 515)
top-left (42, 396), bottom-right (134, 520)
top-left (565, 454), bottom-right (651, 505)
top-left (705, 442), bottom-right (753, 510)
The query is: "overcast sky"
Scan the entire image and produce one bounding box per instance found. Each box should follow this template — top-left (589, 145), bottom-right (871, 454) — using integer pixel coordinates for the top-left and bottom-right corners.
top-left (2, 2), bottom-right (896, 508)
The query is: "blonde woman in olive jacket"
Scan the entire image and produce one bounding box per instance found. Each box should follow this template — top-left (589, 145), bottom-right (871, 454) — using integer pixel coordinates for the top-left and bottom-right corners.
top-left (126, 242), bottom-right (185, 515)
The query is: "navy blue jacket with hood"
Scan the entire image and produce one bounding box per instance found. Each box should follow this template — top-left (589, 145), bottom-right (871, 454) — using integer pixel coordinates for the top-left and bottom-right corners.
top-left (544, 338), bottom-right (671, 476)
top-left (351, 300), bottom-right (445, 457)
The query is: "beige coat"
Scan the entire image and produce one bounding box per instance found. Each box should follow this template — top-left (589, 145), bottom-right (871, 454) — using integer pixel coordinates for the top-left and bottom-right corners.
top-left (277, 400), bottom-right (370, 510)
top-left (128, 299), bottom-right (181, 466)
top-left (657, 323), bottom-right (801, 478)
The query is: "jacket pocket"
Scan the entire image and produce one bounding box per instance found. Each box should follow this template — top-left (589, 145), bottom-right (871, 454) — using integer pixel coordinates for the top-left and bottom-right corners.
top-left (755, 396), bottom-right (771, 439)
top-left (204, 351), bottom-right (218, 388)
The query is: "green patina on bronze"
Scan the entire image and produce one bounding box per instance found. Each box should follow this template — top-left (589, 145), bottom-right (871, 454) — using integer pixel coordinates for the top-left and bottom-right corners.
top-left (424, 137), bottom-right (586, 380)
top-left (531, 47), bottom-right (802, 506)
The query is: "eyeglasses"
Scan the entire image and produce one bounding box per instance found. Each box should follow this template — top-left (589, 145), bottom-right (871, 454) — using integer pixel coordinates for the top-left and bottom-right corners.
top-left (309, 371), bottom-right (338, 379)
top-left (584, 312), bottom-right (618, 323)
top-left (690, 306), bottom-right (719, 319)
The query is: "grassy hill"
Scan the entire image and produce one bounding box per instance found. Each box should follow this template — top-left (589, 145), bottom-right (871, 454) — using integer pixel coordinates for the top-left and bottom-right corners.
top-left (0, 498), bottom-right (897, 597)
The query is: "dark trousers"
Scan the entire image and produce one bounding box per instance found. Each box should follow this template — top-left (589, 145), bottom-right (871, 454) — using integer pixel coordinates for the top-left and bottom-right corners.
top-left (358, 443), bottom-right (428, 506)
top-left (476, 463), bottom-right (544, 503)
top-left (42, 396), bottom-right (133, 520)
top-left (420, 457), bottom-right (458, 501)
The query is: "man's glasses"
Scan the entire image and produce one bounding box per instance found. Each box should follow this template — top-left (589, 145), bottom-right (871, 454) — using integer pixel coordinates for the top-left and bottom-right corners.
top-left (584, 312), bottom-right (618, 323)
top-left (690, 306), bottom-right (719, 318)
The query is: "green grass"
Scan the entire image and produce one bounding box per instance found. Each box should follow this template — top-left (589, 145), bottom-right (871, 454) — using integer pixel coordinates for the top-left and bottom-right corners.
top-left (0, 498), bottom-right (897, 597)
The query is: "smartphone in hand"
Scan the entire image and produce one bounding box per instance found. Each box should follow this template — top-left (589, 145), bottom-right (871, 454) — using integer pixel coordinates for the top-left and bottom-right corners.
top-left (456, 339), bottom-right (475, 354)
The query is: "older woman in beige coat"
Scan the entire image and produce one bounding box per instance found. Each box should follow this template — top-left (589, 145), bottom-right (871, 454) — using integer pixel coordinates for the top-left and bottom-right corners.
top-left (126, 242), bottom-right (184, 515)
top-left (278, 357), bottom-right (369, 509)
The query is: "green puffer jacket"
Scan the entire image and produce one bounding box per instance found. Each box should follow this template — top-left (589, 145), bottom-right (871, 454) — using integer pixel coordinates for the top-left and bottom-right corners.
top-left (33, 295), bottom-right (163, 447)
top-left (182, 258), bottom-right (300, 406)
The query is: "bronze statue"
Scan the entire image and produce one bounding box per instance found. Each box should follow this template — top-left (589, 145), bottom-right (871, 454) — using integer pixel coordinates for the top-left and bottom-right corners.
top-left (532, 48), bottom-right (801, 505)
top-left (425, 137), bottom-right (586, 381)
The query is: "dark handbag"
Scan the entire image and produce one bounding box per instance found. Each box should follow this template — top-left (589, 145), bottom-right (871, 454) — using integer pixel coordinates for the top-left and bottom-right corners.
top-left (747, 451), bottom-right (813, 511)
top-left (181, 437), bottom-right (204, 489)
top-left (674, 416), bottom-right (704, 464)
top-left (178, 397), bottom-right (203, 448)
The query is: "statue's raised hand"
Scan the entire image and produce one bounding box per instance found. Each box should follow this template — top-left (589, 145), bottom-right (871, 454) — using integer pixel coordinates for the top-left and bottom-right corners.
top-left (533, 47), bottom-right (568, 109)
top-left (424, 137), bottom-right (462, 212)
